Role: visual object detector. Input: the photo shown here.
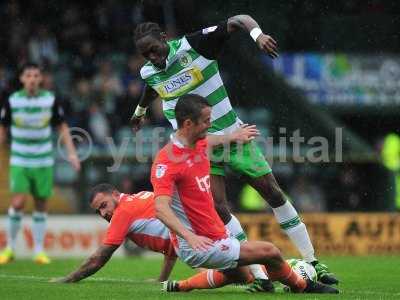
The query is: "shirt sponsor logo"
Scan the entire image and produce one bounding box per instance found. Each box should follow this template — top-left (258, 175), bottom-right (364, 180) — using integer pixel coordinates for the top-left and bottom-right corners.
top-left (195, 175), bottom-right (210, 193)
top-left (156, 164), bottom-right (167, 178)
top-left (154, 68), bottom-right (203, 98)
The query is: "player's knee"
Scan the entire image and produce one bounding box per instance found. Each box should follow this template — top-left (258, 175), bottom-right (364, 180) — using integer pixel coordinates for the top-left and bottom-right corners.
top-left (11, 197), bottom-right (25, 210)
top-left (262, 178), bottom-right (285, 208)
top-left (260, 242), bottom-right (282, 261)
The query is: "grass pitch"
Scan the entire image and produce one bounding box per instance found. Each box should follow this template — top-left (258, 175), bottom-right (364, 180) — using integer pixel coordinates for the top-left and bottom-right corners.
top-left (0, 256), bottom-right (399, 300)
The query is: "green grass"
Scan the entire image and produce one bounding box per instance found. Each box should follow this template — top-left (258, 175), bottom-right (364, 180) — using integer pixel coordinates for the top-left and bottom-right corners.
top-left (0, 256), bottom-right (399, 299)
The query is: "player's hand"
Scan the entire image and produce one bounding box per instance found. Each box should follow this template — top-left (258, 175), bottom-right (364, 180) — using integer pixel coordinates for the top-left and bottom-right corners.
top-left (68, 154), bottom-right (81, 172)
top-left (231, 124), bottom-right (260, 143)
top-left (186, 233), bottom-right (213, 251)
top-left (130, 114), bottom-right (146, 132)
top-left (256, 34), bottom-right (278, 59)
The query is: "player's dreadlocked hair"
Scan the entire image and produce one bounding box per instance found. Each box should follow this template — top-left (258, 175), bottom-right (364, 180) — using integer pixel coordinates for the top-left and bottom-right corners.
top-left (134, 22), bottom-right (163, 43)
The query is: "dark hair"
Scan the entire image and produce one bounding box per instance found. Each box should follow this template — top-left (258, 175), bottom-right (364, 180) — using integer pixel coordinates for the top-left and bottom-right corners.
top-left (175, 94), bottom-right (211, 128)
top-left (134, 22), bottom-right (162, 43)
top-left (89, 183), bottom-right (116, 204)
top-left (19, 62), bottom-right (41, 75)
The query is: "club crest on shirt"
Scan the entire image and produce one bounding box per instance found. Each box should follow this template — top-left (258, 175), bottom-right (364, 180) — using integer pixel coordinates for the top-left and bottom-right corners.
top-left (178, 53), bottom-right (192, 68)
top-left (156, 164), bottom-right (167, 178)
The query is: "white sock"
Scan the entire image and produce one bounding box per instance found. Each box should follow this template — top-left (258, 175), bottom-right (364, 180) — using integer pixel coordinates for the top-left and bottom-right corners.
top-left (225, 214), bottom-right (247, 242)
top-left (7, 207), bottom-right (23, 251)
top-left (226, 214), bottom-right (268, 280)
top-left (272, 201), bottom-right (316, 263)
top-left (32, 211), bottom-right (47, 254)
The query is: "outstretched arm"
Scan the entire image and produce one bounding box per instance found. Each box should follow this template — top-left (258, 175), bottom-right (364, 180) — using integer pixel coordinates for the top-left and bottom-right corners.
top-left (57, 122), bottom-right (81, 171)
top-left (158, 254), bottom-right (177, 282)
top-left (227, 15), bottom-right (278, 58)
top-left (130, 84), bottom-right (159, 132)
top-left (52, 244), bottom-right (118, 283)
top-left (207, 124), bottom-right (259, 148)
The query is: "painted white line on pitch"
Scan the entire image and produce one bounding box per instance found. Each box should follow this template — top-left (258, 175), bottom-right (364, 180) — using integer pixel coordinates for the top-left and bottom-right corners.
top-left (0, 274), bottom-right (145, 283)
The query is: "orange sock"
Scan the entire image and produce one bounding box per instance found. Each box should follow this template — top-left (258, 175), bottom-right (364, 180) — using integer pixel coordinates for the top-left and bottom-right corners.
top-left (178, 270), bottom-right (228, 292)
top-left (267, 261), bottom-right (307, 292)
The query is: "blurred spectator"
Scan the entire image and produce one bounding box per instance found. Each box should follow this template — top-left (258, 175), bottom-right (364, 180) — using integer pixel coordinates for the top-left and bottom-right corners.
top-left (41, 70), bottom-right (55, 91)
top-left (116, 79), bottom-right (144, 128)
top-left (72, 40), bottom-right (97, 79)
top-left (0, 64), bottom-right (11, 95)
top-left (28, 25), bottom-right (59, 67)
top-left (289, 177), bottom-right (326, 212)
top-left (120, 177), bottom-right (136, 194)
top-left (93, 60), bottom-right (123, 98)
top-left (121, 55), bottom-right (144, 89)
top-left (88, 103), bottom-right (111, 146)
top-left (60, 5), bottom-right (90, 52)
top-left (69, 78), bottom-right (93, 129)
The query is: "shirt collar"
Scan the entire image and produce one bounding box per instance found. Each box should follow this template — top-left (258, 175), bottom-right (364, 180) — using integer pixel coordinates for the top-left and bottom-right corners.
top-left (170, 133), bottom-right (185, 148)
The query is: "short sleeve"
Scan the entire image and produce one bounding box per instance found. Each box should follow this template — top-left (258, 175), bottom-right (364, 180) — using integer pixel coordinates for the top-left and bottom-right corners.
top-left (186, 21), bottom-right (230, 60)
top-left (103, 209), bottom-right (135, 246)
top-left (0, 98), bottom-right (11, 126)
top-left (51, 98), bottom-right (66, 126)
top-left (151, 152), bottom-right (181, 198)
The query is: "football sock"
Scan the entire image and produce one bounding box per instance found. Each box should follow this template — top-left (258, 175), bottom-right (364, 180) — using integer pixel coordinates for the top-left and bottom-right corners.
top-left (7, 207), bottom-right (23, 251)
top-left (272, 201), bottom-right (316, 263)
top-left (178, 269), bottom-right (250, 291)
top-left (267, 261), bottom-right (307, 292)
top-left (226, 214), bottom-right (268, 280)
top-left (32, 211), bottom-right (47, 254)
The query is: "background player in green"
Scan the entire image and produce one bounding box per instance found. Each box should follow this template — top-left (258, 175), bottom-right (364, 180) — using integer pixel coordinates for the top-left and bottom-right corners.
top-left (0, 63), bottom-right (81, 264)
top-left (130, 14), bottom-right (338, 287)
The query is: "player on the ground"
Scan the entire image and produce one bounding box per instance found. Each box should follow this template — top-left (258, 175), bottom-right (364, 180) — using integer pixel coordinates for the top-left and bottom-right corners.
top-left (0, 63), bottom-right (80, 265)
top-left (131, 16), bottom-right (338, 287)
top-left (54, 183), bottom-right (264, 286)
top-left (151, 94), bottom-right (338, 294)
top-left (53, 185), bottom-right (177, 283)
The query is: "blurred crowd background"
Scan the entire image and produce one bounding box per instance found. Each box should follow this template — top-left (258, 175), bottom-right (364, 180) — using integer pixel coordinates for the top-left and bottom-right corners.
top-left (1, 0), bottom-right (400, 214)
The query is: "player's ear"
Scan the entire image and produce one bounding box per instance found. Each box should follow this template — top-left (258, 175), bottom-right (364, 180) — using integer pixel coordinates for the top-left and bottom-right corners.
top-left (183, 119), bottom-right (193, 129)
top-left (112, 190), bottom-right (120, 199)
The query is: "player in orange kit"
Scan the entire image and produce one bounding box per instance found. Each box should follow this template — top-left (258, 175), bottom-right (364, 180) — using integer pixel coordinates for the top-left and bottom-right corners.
top-left (53, 183), bottom-right (254, 287)
top-left (151, 94), bottom-right (338, 294)
top-left (53, 185), bottom-right (177, 283)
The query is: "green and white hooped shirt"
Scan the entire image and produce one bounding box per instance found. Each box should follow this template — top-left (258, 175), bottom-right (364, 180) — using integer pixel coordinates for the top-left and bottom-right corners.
top-left (140, 22), bottom-right (242, 135)
top-left (0, 89), bottom-right (65, 168)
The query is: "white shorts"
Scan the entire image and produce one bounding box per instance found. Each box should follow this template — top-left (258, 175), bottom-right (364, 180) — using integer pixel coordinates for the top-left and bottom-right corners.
top-left (174, 236), bottom-right (240, 270)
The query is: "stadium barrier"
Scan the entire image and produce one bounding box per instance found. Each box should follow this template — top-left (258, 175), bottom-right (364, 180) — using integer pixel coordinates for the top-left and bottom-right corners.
top-left (0, 216), bottom-right (124, 258)
top-left (238, 213), bottom-right (400, 255)
top-left (0, 213), bottom-right (399, 257)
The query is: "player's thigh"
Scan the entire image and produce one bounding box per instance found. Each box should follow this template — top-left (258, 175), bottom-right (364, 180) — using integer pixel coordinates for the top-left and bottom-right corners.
top-left (9, 166), bottom-right (31, 195)
top-left (210, 175), bottom-right (232, 223)
top-left (238, 240), bottom-right (282, 267)
top-left (229, 141), bottom-right (272, 178)
top-left (175, 237), bottom-right (240, 270)
top-left (30, 167), bottom-right (53, 200)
